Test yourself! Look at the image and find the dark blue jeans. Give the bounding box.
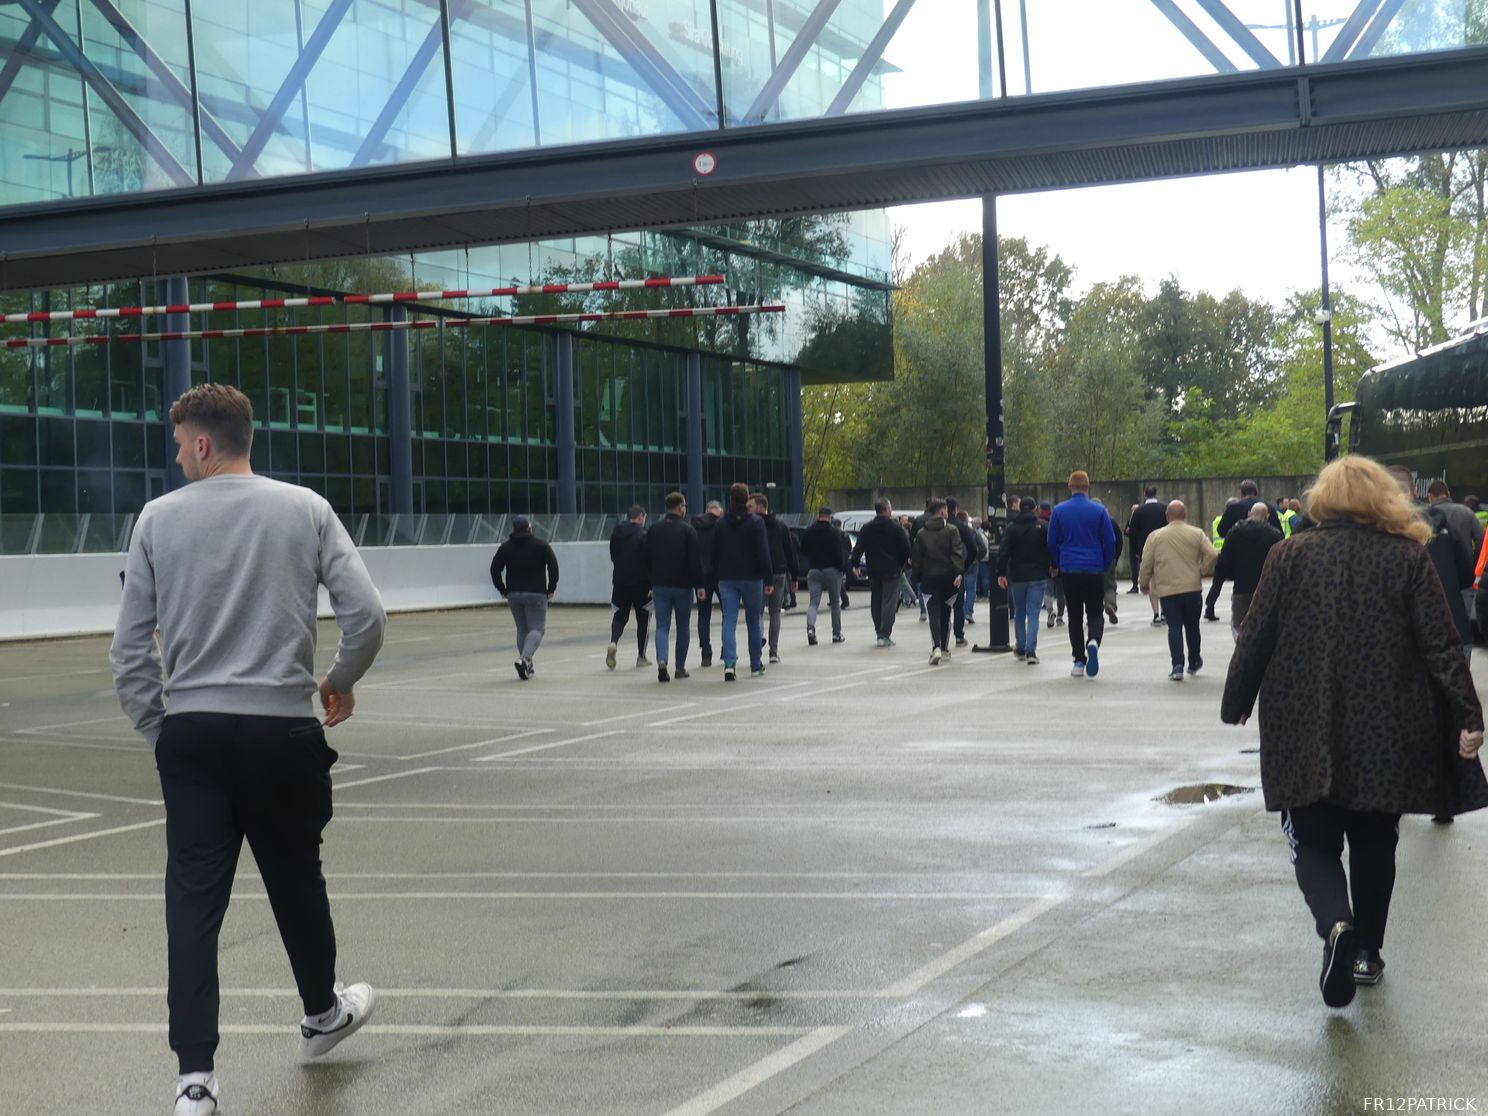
[652,585,694,668]
[1160,590,1203,669]
[719,578,764,671]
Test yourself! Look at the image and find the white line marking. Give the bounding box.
[649,709,721,727]
[403,728,553,761]
[660,1026,853,1116]
[879,896,1064,997]
[579,705,691,727]
[1082,816,1201,879]
[0,815,99,839]
[0,890,1041,902]
[0,986,876,1001]
[0,818,165,859]
[0,668,105,684]
[0,735,147,754]
[15,716,131,734]
[0,783,162,807]
[475,730,624,760]
[0,870,1034,881]
[326,816,918,825]
[331,767,443,790]
[0,801,96,819]
[0,1022,818,1038]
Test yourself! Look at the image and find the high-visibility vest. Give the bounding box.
[1211,514,1224,551]
[1279,509,1296,538]
[1477,509,1488,529]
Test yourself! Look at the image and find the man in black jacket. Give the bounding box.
[607,505,651,670]
[712,483,774,680]
[1127,487,1167,610]
[1212,502,1282,639]
[851,498,912,646]
[800,507,848,645]
[646,492,703,683]
[691,500,723,667]
[997,496,1053,663]
[751,491,797,665]
[945,498,980,648]
[490,515,560,681]
[1216,479,1284,538]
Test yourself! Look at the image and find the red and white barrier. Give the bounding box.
[1,304,785,349]
[1,275,725,325]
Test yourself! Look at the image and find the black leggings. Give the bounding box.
[610,586,651,651]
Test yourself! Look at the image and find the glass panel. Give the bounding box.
[0,2,91,205]
[1305,0,1486,62]
[449,0,537,156]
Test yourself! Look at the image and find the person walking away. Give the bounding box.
[801,506,848,645]
[1427,479,1485,634]
[911,498,966,665]
[1205,497,1240,621]
[692,500,723,667]
[1213,503,1282,640]
[1127,487,1167,622]
[1138,501,1219,680]
[109,384,387,1116]
[1222,455,1487,1007]
[1047,471,1116,678]
[946,498,980,647]
[752,491,795,665]
[1038,501,1065,629]
[607,505,652,670]
[1217,479,1284,538]
[836,519,854,610]
[1103,507,1124,625]
[490,514,559,680]
[998,496,1052,664]
[712,483,773,679]
[852,499,912,646]
[647,491,704,682]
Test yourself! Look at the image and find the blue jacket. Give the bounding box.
[1048,493,1117,574]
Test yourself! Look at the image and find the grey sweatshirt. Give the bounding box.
[109,474,386,744]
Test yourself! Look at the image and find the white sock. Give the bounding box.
[305,1001,341,1029]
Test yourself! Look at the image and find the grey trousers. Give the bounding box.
[807,568,843,638]
[507,592,548,660]
[767,574,789,654]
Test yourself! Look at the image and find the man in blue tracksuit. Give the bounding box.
[1047,470,1117,678]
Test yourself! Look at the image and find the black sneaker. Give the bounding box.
[723,663,736,682]
[514,659,529,681]
[674,667,690,680]
[1320,921,1357,1007]
[658,665,670,683]
[1204,611,1220,622]
[769,653,781,665]
[701,653,712,668]
[1187,658,1203,675]
[832,634,845,643]
[1352,949,1385,986]
[807,629,818,646]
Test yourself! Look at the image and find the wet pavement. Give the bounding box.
[1,598,1486,1115]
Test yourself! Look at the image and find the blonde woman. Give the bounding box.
[1222,455,1487,1009]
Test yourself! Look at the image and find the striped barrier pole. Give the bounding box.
[1,275,726,325]
[1,304,786,349]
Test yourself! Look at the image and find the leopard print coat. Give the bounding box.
[1221,520,1487,815]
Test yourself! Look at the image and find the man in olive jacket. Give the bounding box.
[911,498,966,666]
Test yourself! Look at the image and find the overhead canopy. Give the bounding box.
[2,48,1487,292]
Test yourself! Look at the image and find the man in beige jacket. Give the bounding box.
[1139,500,1219,681]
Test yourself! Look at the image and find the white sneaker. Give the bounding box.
[173,1074,220,1115]
[636,654,651,668]
[929,648,942,665]
[1070,662,1086,677]
[605,643,617,670]
[299,981,376,1062]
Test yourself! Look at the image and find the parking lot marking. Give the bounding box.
[0,889,1046,902]
[332,767,443,791]
[475,729,624,760]
[0,815,98,839]
[1082,815,1201,878]
[878,896,1064,997]
[0,818,165,859]
[0,783,162,807]
[403,727,554,760]
[660,1026,853,1116]
[0,1022,822,1038]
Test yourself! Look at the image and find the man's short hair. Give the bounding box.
[874,498,891,515]
[945,496,960,511]
[818,506,833,518]
[751,492,769,512]
[1427,479,1451,499]
[1239,479,1259,496]
[627,504,646,520]
[728,483,749,510]
[168,383,254,458]
[1144,485,1157,498]
[1020,497,1036,512]
[926,497,947,516]
[664,492,685,512]
[1465,495,1480,511]
[1068,470,1090,489]
[706,500,724,513]
[956,509,969,523]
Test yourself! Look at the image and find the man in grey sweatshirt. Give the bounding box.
[110,383,387,1116]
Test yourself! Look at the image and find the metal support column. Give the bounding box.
[785,368,804,515]
[386,304,414,516]
[555,331,577,514]
[1317,164,1336,456]
[977,197,1011,653]
[686,351,704,513]
[162,276,191,491]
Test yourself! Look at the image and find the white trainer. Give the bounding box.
[172,1073,220,1115]
[299,982,376,1062]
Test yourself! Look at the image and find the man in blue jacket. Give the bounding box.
[1048,470,1117,678]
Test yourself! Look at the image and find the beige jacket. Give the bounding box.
[1139,521,1218,598]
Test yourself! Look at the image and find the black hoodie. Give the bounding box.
[997,511,1053,583]
[609,519,649,588]
[711,509,772,582]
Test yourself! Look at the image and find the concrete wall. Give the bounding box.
[0,541,616,642]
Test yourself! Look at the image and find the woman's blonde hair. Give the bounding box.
[1304,455,1431,544]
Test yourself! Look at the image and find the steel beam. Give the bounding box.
[1148,0,1238,73]
[5,47,1488,291]
[350,13,447,168]
[742,0,843,124]
[15,0,194,187]
[825,0,915,117]
[0,0,60,107]
[1192,0,1282,68]
[567,0,714,132]
[1321,0,1383,63]
[226,0,354,182]
[85,0,241,163]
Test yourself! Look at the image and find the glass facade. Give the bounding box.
[5,1,1484,207]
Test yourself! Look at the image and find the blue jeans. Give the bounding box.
[1009,580,1046,655]
[718,579,764,671]
[652,585,694,668]
[964,563,989,617]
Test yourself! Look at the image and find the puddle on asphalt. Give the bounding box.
[1156,783,1256,806]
